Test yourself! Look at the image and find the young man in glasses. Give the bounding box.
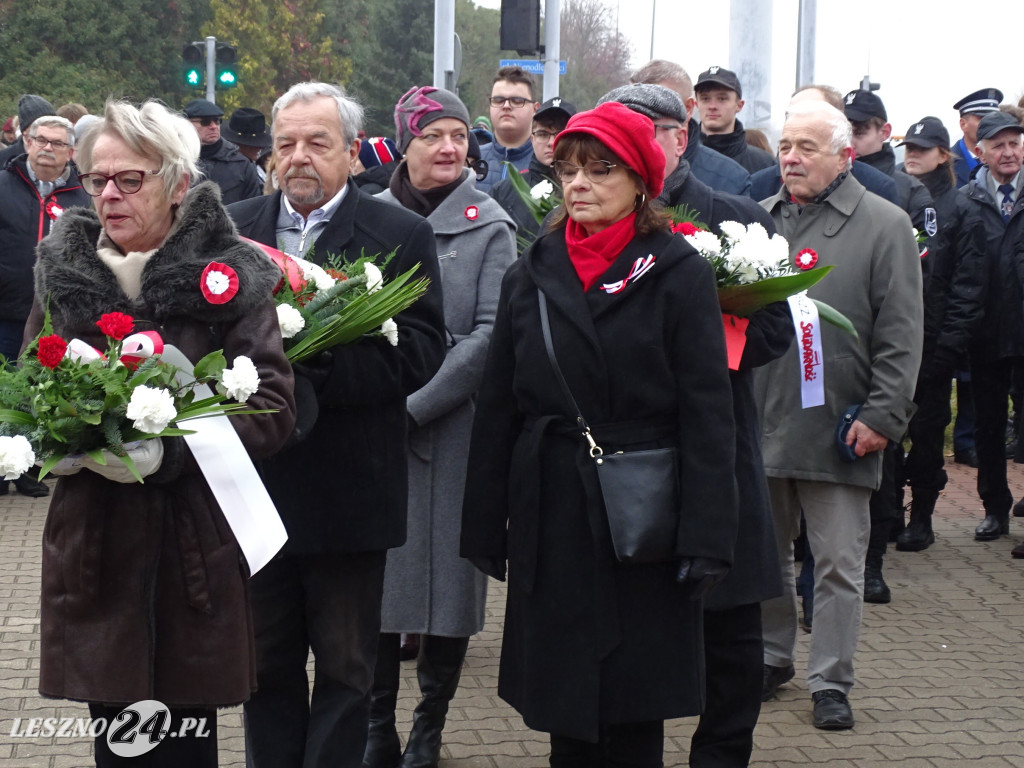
[0,113,90,497]
[183,98,262,205]
[477,66,538,193]
[489,97,575,250]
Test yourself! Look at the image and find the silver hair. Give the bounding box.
[785,100,853,169]
[272,82,364,146]
[978,132,1024,154]
[75,100,200,199]
[29,115,76,147]
[631,60,694,101]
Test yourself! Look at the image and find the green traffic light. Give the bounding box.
[187,70,201,86]
[218,71,236,86]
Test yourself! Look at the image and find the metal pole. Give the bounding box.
[542,0,560,101]
[433,0,456,90]
[205,36,216,103]
[649,0,656,61]
[729,0,773,128]
[795,0,816,90]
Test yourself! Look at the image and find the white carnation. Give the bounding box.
[768,233,792,268]
[126,386,177,434]
[294,257,337,293]
[381,318,399,346]
[718,220,747,243]
[685,230,722,256]
[219,356,261,403]
[744,222,769,242]
[530,179,555,199]
[276,303,305,339]
[0,435,35,480]
[363,262,384,293]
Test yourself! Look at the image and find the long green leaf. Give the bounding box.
[811,299,859,339]
[0,409,35,426]
[716,267,834,315]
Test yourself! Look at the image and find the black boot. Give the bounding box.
[363,633,402,768]
[863,564,891,604]
[974,511,1009,541]
[13,470,49,498]
[399,635,470,768]
[896,490,937,552]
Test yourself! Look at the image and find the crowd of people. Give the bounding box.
[4,55,1024,768]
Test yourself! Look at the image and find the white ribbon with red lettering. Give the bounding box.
[787,292,825,409]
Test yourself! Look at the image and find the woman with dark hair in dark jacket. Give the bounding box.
[897,117,987,551]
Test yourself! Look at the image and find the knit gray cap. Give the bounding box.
[394,86,470,153]
[598,83,686,123]
[18,94,55,133]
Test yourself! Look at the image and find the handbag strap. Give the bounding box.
[537,288,603,457]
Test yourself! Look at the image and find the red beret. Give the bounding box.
[2,117,13,132]
[554,101,666,199]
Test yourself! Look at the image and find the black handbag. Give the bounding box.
[537,289,679,564]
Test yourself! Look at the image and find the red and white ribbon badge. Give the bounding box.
[795,248,818,270]
[45,199,64,220]
[600,255,657,294]
[464,205,479,220]
[201,262,240,304]
[787,292,824,408]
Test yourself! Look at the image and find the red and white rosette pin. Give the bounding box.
[464,205,479,220]
[45,199,64,220]
[795,248,818,270]
[201,262,239,304]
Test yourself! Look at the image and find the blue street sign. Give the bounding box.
[500,59,567,75]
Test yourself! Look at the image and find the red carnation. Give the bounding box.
[37,335,68,369]
[672,221,702,236]
[96,312,134,340]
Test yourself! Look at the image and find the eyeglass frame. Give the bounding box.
[189,116,222,127]
[28,134,73,151]
[78,169,163,197]
[531,129,559,142]
[489,96,532,109]
[652,123,683,135]
[551,160,620,184]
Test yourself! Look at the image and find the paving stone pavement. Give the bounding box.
[2,459,1024,767]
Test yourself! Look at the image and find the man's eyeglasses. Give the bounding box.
[190,117,222,127]
[30,135,72,151]
[489,96,531,109]
[531,130,558,142]
[78,169,162,197]
[552,160,618,184]
[653,123,682,135]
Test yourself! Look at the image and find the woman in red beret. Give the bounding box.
[460,101,739,766]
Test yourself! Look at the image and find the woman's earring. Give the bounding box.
[634,193,647,211]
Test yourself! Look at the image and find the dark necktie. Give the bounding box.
[999,183,1014,223]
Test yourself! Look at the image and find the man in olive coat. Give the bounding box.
[227,82,446,768]
[756,100,922,730]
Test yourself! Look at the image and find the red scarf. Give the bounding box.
[564,212,637,292]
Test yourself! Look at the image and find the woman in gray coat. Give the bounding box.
[365,87,516,768]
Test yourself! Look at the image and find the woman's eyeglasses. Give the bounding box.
[552,160,618,184]
[78,169,162,197]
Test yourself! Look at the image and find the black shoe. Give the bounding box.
[974,514,1009,541]
[1012,542,1024,559]
[761,664,795,702]
[954,448,979,468]
[863,566,892,604]
[13,474,49,497]
[895,522,935,552]
[0,481,8,496]
[1013,499,1024,518]
[812,689,854,730]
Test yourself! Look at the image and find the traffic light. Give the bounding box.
[182,42,204,88]
[500,0,540,55]
[216,43,238,89]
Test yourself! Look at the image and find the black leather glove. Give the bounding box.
[284,373,320,447]
[292,350,334,394]
[468,556,506,582]
[676,557,729,600]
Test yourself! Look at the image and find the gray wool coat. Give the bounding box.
[377,170,516,636]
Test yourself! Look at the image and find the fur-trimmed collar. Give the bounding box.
[35,181,279,330]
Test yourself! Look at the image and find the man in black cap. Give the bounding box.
[952,88,1003,188]
[488,96,575,250]
[958,110,1024,555]
[183,98,262,204]
[842,88,937,605]
[222,106,272,186]
[695,66,775,174]
[0,94,56,167]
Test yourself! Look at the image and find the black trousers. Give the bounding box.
[550,720,664,768]
[971,358,1016,517]
[89,704,217,767]
[905,374,952,494]
[244,551,387,768]
[690,603,763,768]
[866,442,903,568]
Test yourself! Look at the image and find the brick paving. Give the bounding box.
[2,459,1024,767]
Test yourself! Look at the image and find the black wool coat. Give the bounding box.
[28,182,296,707]
[227,184,447,553]
[460,227,738,741]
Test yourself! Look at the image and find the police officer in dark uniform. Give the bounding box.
[951,88,1003,189]
[183,99,262,205]
[843,89,937,604]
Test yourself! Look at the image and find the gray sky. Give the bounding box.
[474,0,1024,143]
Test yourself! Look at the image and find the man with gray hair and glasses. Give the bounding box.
[227,81,446,768]
[756,100,922,731]
[0,113,89,497]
